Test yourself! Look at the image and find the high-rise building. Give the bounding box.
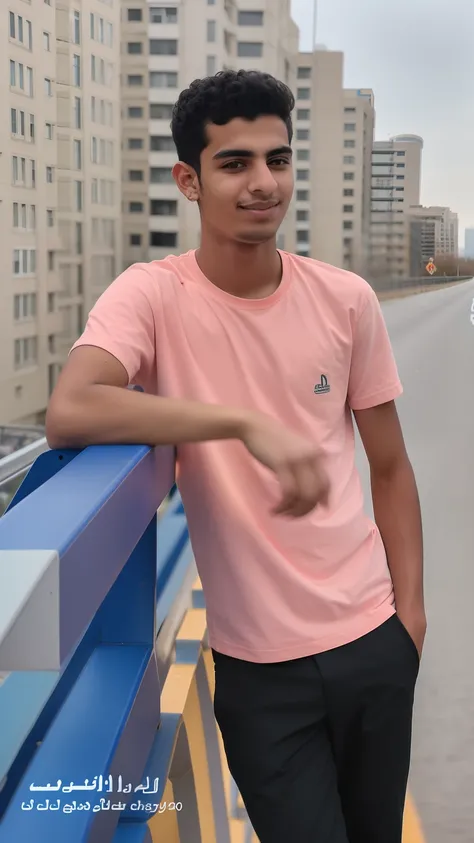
[465,228,474,259]
[294,48,345,267]
[293,51,375,275]
[369,134,423,281]
[407,205,459,262]
[341,88,375,275]
[0,0,122,425]
[121,0,299,272]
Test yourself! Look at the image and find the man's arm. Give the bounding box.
[354,400,427,656]
[45,346,250,449]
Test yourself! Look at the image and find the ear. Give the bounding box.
[172,162,200,202]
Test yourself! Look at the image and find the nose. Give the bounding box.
[247,161,278,196]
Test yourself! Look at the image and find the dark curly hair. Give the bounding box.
[171,70,295,175]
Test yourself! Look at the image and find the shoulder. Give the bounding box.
[284,252,376,319]
[102,252,194,305]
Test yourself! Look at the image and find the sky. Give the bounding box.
[290,0,474,244]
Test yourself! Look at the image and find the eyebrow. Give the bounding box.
[212,145,293,161]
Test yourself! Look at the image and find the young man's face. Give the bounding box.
[177,116,294,245]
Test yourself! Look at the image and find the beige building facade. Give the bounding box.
[369,134,423,281]
[121,0,299,271]
[1,0,122,425]
[407,205,459,263]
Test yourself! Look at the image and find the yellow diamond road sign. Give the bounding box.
[426,258,436,275]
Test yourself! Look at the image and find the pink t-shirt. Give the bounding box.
[72,249,402,663]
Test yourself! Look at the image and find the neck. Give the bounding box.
[196,230,282,299]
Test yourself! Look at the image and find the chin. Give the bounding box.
[235,228,279,245]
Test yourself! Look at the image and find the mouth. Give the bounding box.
[238,202,281,216]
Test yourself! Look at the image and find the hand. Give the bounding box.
[397,606,427,659]
[240,413,330,518]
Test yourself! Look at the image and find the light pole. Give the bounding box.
[312,0,318,49]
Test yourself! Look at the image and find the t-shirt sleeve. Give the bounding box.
[347,285,403,410]
[70,263,157,386]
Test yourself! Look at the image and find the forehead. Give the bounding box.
[203,116,290,157]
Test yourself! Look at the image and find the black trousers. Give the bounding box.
[212,614,419,843]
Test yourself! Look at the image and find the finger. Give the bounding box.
[285,461,329,518]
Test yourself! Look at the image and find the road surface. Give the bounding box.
[355,278,474,843]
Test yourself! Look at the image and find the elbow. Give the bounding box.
[45,396,85,450]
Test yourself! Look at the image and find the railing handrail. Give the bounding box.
[0,438,49,485]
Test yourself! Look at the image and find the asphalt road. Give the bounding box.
[354,278,474,843]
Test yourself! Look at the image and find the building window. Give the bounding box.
[344,107,356,113]
[150,167,173,183]
[14,293,37,322]
[45,78,53,96]
[150,199,178,215]
[47,209,54,227]
[343,155,355,165]
[128,106,143,118]
[75,180,83,211]
[297,230,309,243]
[43,31,51,51]
[46,166,54,182]
[296,169,309,181]
[150,135,175,151]
[129,170,144,181]
[207,20,216,42]
[297,149,310,161]
[130,234,142,246]
[129,201,144,212]
[73,55,81,87]
[74,96,82,129]
[238,10,263,25]
[296,190,309,201]
[297,109,310,120]
[149,103,173,119]
[296,129,310,141]
[76,222,83,254]
[150,231,177,247]
[128,138,144,149]
[149,71,178,88]
[27,67,34,96]
[149,7,178,23]
[297,210,309,221]
[344,139,355,149]
[127,9,143,21]
[343,188,354,196]
[343,221,353,230]
[297,66,311,79]
[127,42,142,54]
[343,172,355,181]
[9,11,15,38]
[297,88,310,100]
[128,74,143,86]
[237,41,263,57]
[14,337,38,369]
[149,38,178,55]
[10,60,16,87]
[73,10,81,44]
[343,204,354,213]
[29,114,35,141]
[344,123,356,131]
[73,139,82,169]
[13,248,36,276]
[206,55,217,76]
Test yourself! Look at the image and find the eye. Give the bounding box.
[222,161,245,170]
[269,157,291,167]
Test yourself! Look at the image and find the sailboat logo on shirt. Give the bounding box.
[314,374,330,395]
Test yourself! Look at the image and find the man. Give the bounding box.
[46,70,426,842]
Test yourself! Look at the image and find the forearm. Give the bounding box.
[371,458,425,614]
[46,384,251,449]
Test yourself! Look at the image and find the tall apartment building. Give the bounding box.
[407,205,459,263]
[369,134,423,281]
[121,0,299,271]
[294,48,344,267]
[1,0,122,426]
[293,51,374,276]
[341,88,375,276]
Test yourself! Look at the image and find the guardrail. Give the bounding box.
[0,443,249,842]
